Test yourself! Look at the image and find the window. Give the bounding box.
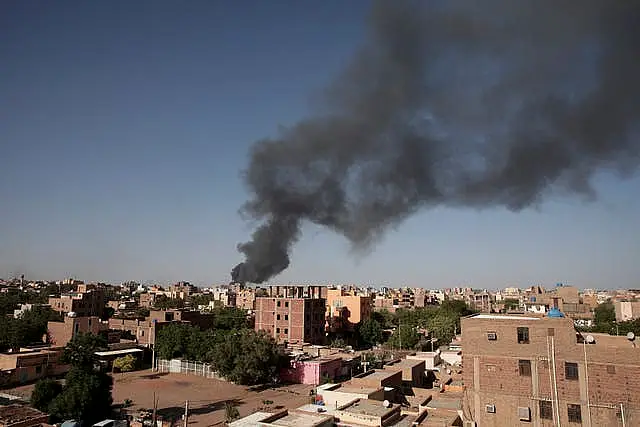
[565,362,579,380]
[518,360,531,376]
[140,330,144,337]
[285,314,288,320]
[277,301,281,307]
[607,365,616,374]
[88,318,92,327]
[276,328,280,333]
[277,314,281,320]
[35,365,42,375]
[284,328,288,334]
[487,331,497,340]
[567,404,582,423]
[285,302,289,308]
[517,327,530,344]
[539,401,553,420]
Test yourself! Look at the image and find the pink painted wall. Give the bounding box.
[280,357,342,385]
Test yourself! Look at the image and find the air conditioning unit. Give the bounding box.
[518,406,531,421]
[486,404,496,413]
[487,332,497,341]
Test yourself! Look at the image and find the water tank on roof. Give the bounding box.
[67,312,77,318]
[547,307,565,318]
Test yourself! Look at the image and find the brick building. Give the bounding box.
[461,312,640,426]
[48,284,105,318]
[255,287,326,344]
[47,315,111,347]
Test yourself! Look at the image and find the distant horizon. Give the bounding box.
[2,274,635,292]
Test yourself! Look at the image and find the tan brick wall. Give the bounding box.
[462,314,640,427]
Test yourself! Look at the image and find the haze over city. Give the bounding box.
[2,0,639,288]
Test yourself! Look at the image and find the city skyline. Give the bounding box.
[2,1,639,288]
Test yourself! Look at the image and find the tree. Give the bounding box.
[211,307,250,330]
[48,367,113,424]
[31,378,63,412]
[427,313,458,347]
[386,325,421,350]
[503,298,519,311]
[113,354,136,373]
[60,333,107,369]
[224,401,240,423]
[211,330,287,385]
[153,295,184,310]
[357,318,383,348]
[48,333,113,425]
[594,302,615,326]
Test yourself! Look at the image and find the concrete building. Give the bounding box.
[615,301,640,322]
[280,356,343,385]
[383,358,426,388]
[0,348,67,387]
[47,315,110,347]
[255,288,326,344]
[462,311,640,426]
[108,309,214,347]
[48,284,105,318]
[326,288,372,333]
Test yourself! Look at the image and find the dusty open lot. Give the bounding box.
[4,370,314,426]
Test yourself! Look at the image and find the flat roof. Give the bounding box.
[95,348,143,357]
[228,412,272,427]
[271,411,332,426]
[338,386,382,395]
[473,314,540,320]
[340,400,396,417]
[0,405,47,423]
[426,398,462,410]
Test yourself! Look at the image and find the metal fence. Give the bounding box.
[155,358,222,379]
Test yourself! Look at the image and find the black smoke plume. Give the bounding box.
[231,0,640,284]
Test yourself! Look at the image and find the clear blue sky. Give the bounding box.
[1,1,638,289]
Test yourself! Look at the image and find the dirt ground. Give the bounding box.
[4,370,314,427]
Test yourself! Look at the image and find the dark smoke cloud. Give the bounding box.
[231,0,640,284]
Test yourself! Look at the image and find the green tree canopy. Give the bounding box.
[31,378,63,413]
[357,318,383,348]
[47,333,113,425]
[113,354,136,372]
[210,330,287,385]
[386,325,421,350]
[594,302,616,326]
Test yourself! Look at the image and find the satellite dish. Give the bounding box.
[627,332,635,341]
[382,400,391,408]
[586,335,595,343]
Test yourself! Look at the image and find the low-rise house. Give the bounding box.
[0,348,67,387]
[280,356,342,385]
[0,404,49,427]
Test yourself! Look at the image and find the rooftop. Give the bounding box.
[339,399,396,417]
[228,412,272,427]
[472,314,541,320]
[0,405,47,426]
[271,411,331,427]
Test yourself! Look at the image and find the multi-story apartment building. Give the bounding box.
[326,288,372,332]
[462,310,640,426]
[48,284,105,318]
[255,286,326,344]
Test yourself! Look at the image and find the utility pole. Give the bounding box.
[152,392,158,427]
[184,400,189,427]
